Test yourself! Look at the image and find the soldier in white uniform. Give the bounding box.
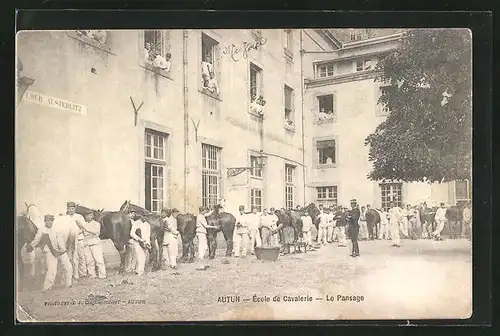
[64,201,87,280]
[248,207,262,254]
[432,202,448,241]
[378,208,390,240]
[233,205,250,257]
[80,210,106,279]
[317,208,330,246]
[300,210,313,248]
[326,207,335,243]
[26,215,73,291]
[389,202,403,247]
[128,211,151,275]
[161,208,180,269]
[195,206,217,269]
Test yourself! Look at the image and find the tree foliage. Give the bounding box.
[365,29,472,183]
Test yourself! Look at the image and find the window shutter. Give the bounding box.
[313,95,320,113]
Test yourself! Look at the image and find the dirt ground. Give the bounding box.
[16,237,472,322]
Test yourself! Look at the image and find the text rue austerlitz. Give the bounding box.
[217,294,365,303]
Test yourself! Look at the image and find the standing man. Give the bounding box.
[64,201,87,281]
[432,202,448,241]
[348,199,361,257]
[300,210,313,248]
[269,207,280,246]
[358,206,368,241]
[161,208,180,270]
[196,206,217,269]
[317,208,329,246]
[80,210,106,279]
[462,201,472,240]
[260,209,276,247]
[233,205,250,258]
[389,202,403,247]
[248,207,262,255]
[335,206,347,247]
[378,208,390,240]
[26,214,73,291]
[400,204,410,239]
[326,207,335,243]
[128,210,151,275]
[446,205,461,239]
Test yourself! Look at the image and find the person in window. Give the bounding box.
[153,52,171,71]
[325,156,333,165]
[26,214,73,291]
[195,206,217,270]
[144,42,153,63]
[389,202,402,247]
[201,60,219,94]
[248,207,262,255]
[128,210,151,275]
[462,201,472,240]
[80,210,106,279]
[432,203,448,241]
[233,205,250,258]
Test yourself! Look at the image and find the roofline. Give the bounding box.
[314,29,343,49]
[341,32,404,50]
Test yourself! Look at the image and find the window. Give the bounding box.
[251,189,262,212]
[201,33,220,95]
[250,63,263,102]
[202,144,222,209]
[285,164,295,209]
[318,94,336,115]
[284,85,294,126]
[144,30,166,63]
[380,183,403,211]
[355,59,373,72]
[350,29,363,41]
[317,140,336,165]
[317,63,335,78]
[284,29,293,51]
[379,87,391,114]
[250,155,263,178]
[145,129,168,213]
[317,186,338,207]
[455,180,470,202]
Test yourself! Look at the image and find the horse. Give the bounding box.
[273,209,303,253]
[365,208,381,240]
[205,205,235,259]
[16,203,40,288]
[75,204,132,274]
[119,201,164,272]
[176,213,196,263]
[302,203,321,240]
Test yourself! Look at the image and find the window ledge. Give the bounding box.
[314,117,336,125]
[199,88,222,102]
[66,31,115,55]
[315,163,337,169]
[140,62,173,80]
[250,175,263,180]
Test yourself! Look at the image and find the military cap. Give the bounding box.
[84,209,93,215]
[160,207,169,213]
[66,201,77,207]
[44,214,55,221]
[171,208,180,213]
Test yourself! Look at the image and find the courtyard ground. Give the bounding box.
[16,238,472,322]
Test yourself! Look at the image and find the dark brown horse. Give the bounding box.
[75,204,132,274]
[206,205,235,259]
[302,203,321,241]
[16,203,39,286]
[176,213,196,263]
[119,201,164,272]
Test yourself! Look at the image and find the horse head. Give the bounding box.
[119,200,131,213]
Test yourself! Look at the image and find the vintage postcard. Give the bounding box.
[15,28,472,322]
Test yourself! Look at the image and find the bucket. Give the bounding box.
[255,246,280,261]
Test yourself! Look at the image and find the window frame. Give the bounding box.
[250,155,263,179]
[354,58,374,72]
[250,188,263,212]
[378,85,391,115]
[316,62,336,78]
[284,164,295,210]
[144,129,168,213]
[316,186,338,207]
[249,63,263,103]
[284,84,295,131]
[316,139,337,166]
[380,182,403,211]
[283,29,293,60]
[200,32,221,99]
[140,30,171,79]
[201,143,222,209]
[454,180,470,203]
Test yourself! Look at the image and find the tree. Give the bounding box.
[365,28,472,183]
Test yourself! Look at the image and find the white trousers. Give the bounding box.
[390,220,400,245]
[197,232,208,260]
[43,250,72,291]
[400,217,409,237]
[359,221,368,239]
[249,229,262,253]
[84,243,106,278]
[71,240,87,279]
[130,241,146,275]
[379,222,389,239]
[326,225,334,242]
[302,230,312,246]
[337,226,347,246]
[162,236,179,267]
[233,233,249,257]
[433,219,446,237]
[318,226,328,245]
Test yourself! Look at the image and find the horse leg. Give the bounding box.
[180,238,189,263]
[208,231,217,259]
[188,238,195,263]
[222,228,234,257]
[156,232,164,271]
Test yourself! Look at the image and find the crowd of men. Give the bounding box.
[22,198,472,292]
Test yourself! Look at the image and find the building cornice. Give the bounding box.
[305,70,381,88]
[313,49,393,65]
[341,33,403,51]
[314,29,342,49]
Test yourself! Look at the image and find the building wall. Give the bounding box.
[16,29,306,216]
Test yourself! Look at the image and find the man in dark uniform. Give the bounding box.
[347,199,361,257]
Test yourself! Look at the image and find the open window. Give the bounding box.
[144,30,171,71]
[284,85,294,129]
[201,33,220,96]
[317,140,336,165]
[317,93,336,122]
[355,58,373,72]
[283,29,293,60]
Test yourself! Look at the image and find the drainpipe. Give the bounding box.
[183,30,189,212]
[300,29,307,206]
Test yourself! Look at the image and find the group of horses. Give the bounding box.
[17,201,327,279]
